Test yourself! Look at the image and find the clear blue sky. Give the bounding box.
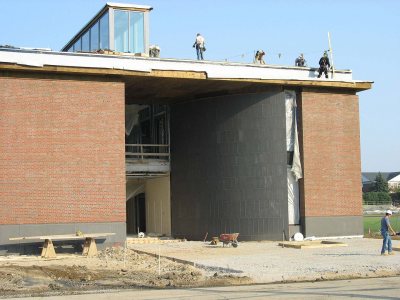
[1,0,399,172]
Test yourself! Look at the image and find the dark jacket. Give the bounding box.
[319,56,330,68]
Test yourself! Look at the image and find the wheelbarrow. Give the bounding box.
[219,233,239,247]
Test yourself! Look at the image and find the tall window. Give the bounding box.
[99,11,109,50]
[114,9,145,53]
[114,10,129,52]
[90,21,99,51]
[73,38,81,52]
[129,12,144,53]
[81,30,90,52]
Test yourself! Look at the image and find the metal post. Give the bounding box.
[328,32,335,79]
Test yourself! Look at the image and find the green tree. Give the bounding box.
[363,192,392,205]
[374,172,389,193]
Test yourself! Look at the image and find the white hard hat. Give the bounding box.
[386,210,393,215]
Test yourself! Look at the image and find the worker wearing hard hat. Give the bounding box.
[317,51,330,78]
[380,210,397,255]
[295,53,306,67]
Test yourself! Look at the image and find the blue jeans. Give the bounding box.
[196,47,204,60]
[381,231,392,254]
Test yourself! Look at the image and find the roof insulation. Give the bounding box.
[0,48,370,84]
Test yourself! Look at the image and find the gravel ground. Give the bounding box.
[129,238,400,283]
[0,247,250,297]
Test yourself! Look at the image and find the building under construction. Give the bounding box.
[0,3,372,252]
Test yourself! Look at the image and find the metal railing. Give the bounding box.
[125,144,170,160]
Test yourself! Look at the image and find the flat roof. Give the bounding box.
[106,2,152,10]
[0,48,373,104]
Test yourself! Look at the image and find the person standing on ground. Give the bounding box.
[193,33,205,60]
[381,210,396,255]
[317,51,330,78]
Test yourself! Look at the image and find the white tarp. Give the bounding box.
[286,91,302,225]
[287,166,300,224]
[285,91,303,181]
[125,105,146,135]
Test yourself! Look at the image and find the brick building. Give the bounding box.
[0,3,372,252]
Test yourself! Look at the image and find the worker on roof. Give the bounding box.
[193,33,205,60]
[317,51,331,78]
[254,50,266,64]
[295,53,306,67]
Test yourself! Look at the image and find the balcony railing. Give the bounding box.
[125,144,170,161]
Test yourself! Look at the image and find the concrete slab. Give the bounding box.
[128,238,400,283]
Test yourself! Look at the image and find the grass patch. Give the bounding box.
[364,215,400,239]
[364,216,381,235]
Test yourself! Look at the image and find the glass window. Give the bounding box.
[74,38,81,52]
[114,10,129,52]
[99,11,109,50]
[82,30,90,52]
[129,12,144,53]
[90,21,99,51]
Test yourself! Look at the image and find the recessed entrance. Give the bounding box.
[126,193,146,234]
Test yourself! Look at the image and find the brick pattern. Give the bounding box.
[300,90,362,217]
[0,75,126,224]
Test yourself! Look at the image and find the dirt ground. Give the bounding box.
[0,247,250,298]
[1,237,399,298]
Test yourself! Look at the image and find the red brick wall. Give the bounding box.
[0,75,126,224]
[299,90,362,217]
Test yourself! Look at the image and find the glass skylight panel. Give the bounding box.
[129,12,144,54]
[99,12,109,50]
[114,10,129,52]
[90,21,99,52]
[81,30,90,52]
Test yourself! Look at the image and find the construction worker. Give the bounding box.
[317,51,330,78]
[295,53,306,67]
[193,33,205,60]
[254,50,266,64]
[149,45,160,58]
[380,210,397,255]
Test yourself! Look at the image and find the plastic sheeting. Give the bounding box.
[286,91,301,225]
[125,105,146,135]
[285,91,302,181]
[287,166,300,225]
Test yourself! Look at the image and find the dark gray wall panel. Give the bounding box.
[0,222,126,255]
[170,92,288,241]
[303,216,363,237]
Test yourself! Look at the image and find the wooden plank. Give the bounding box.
[9,232,115,241]
[0,64,207,80]
[0,63,371,91]
[278,241,348,249]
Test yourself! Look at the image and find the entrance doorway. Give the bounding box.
[126,193,146,234]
